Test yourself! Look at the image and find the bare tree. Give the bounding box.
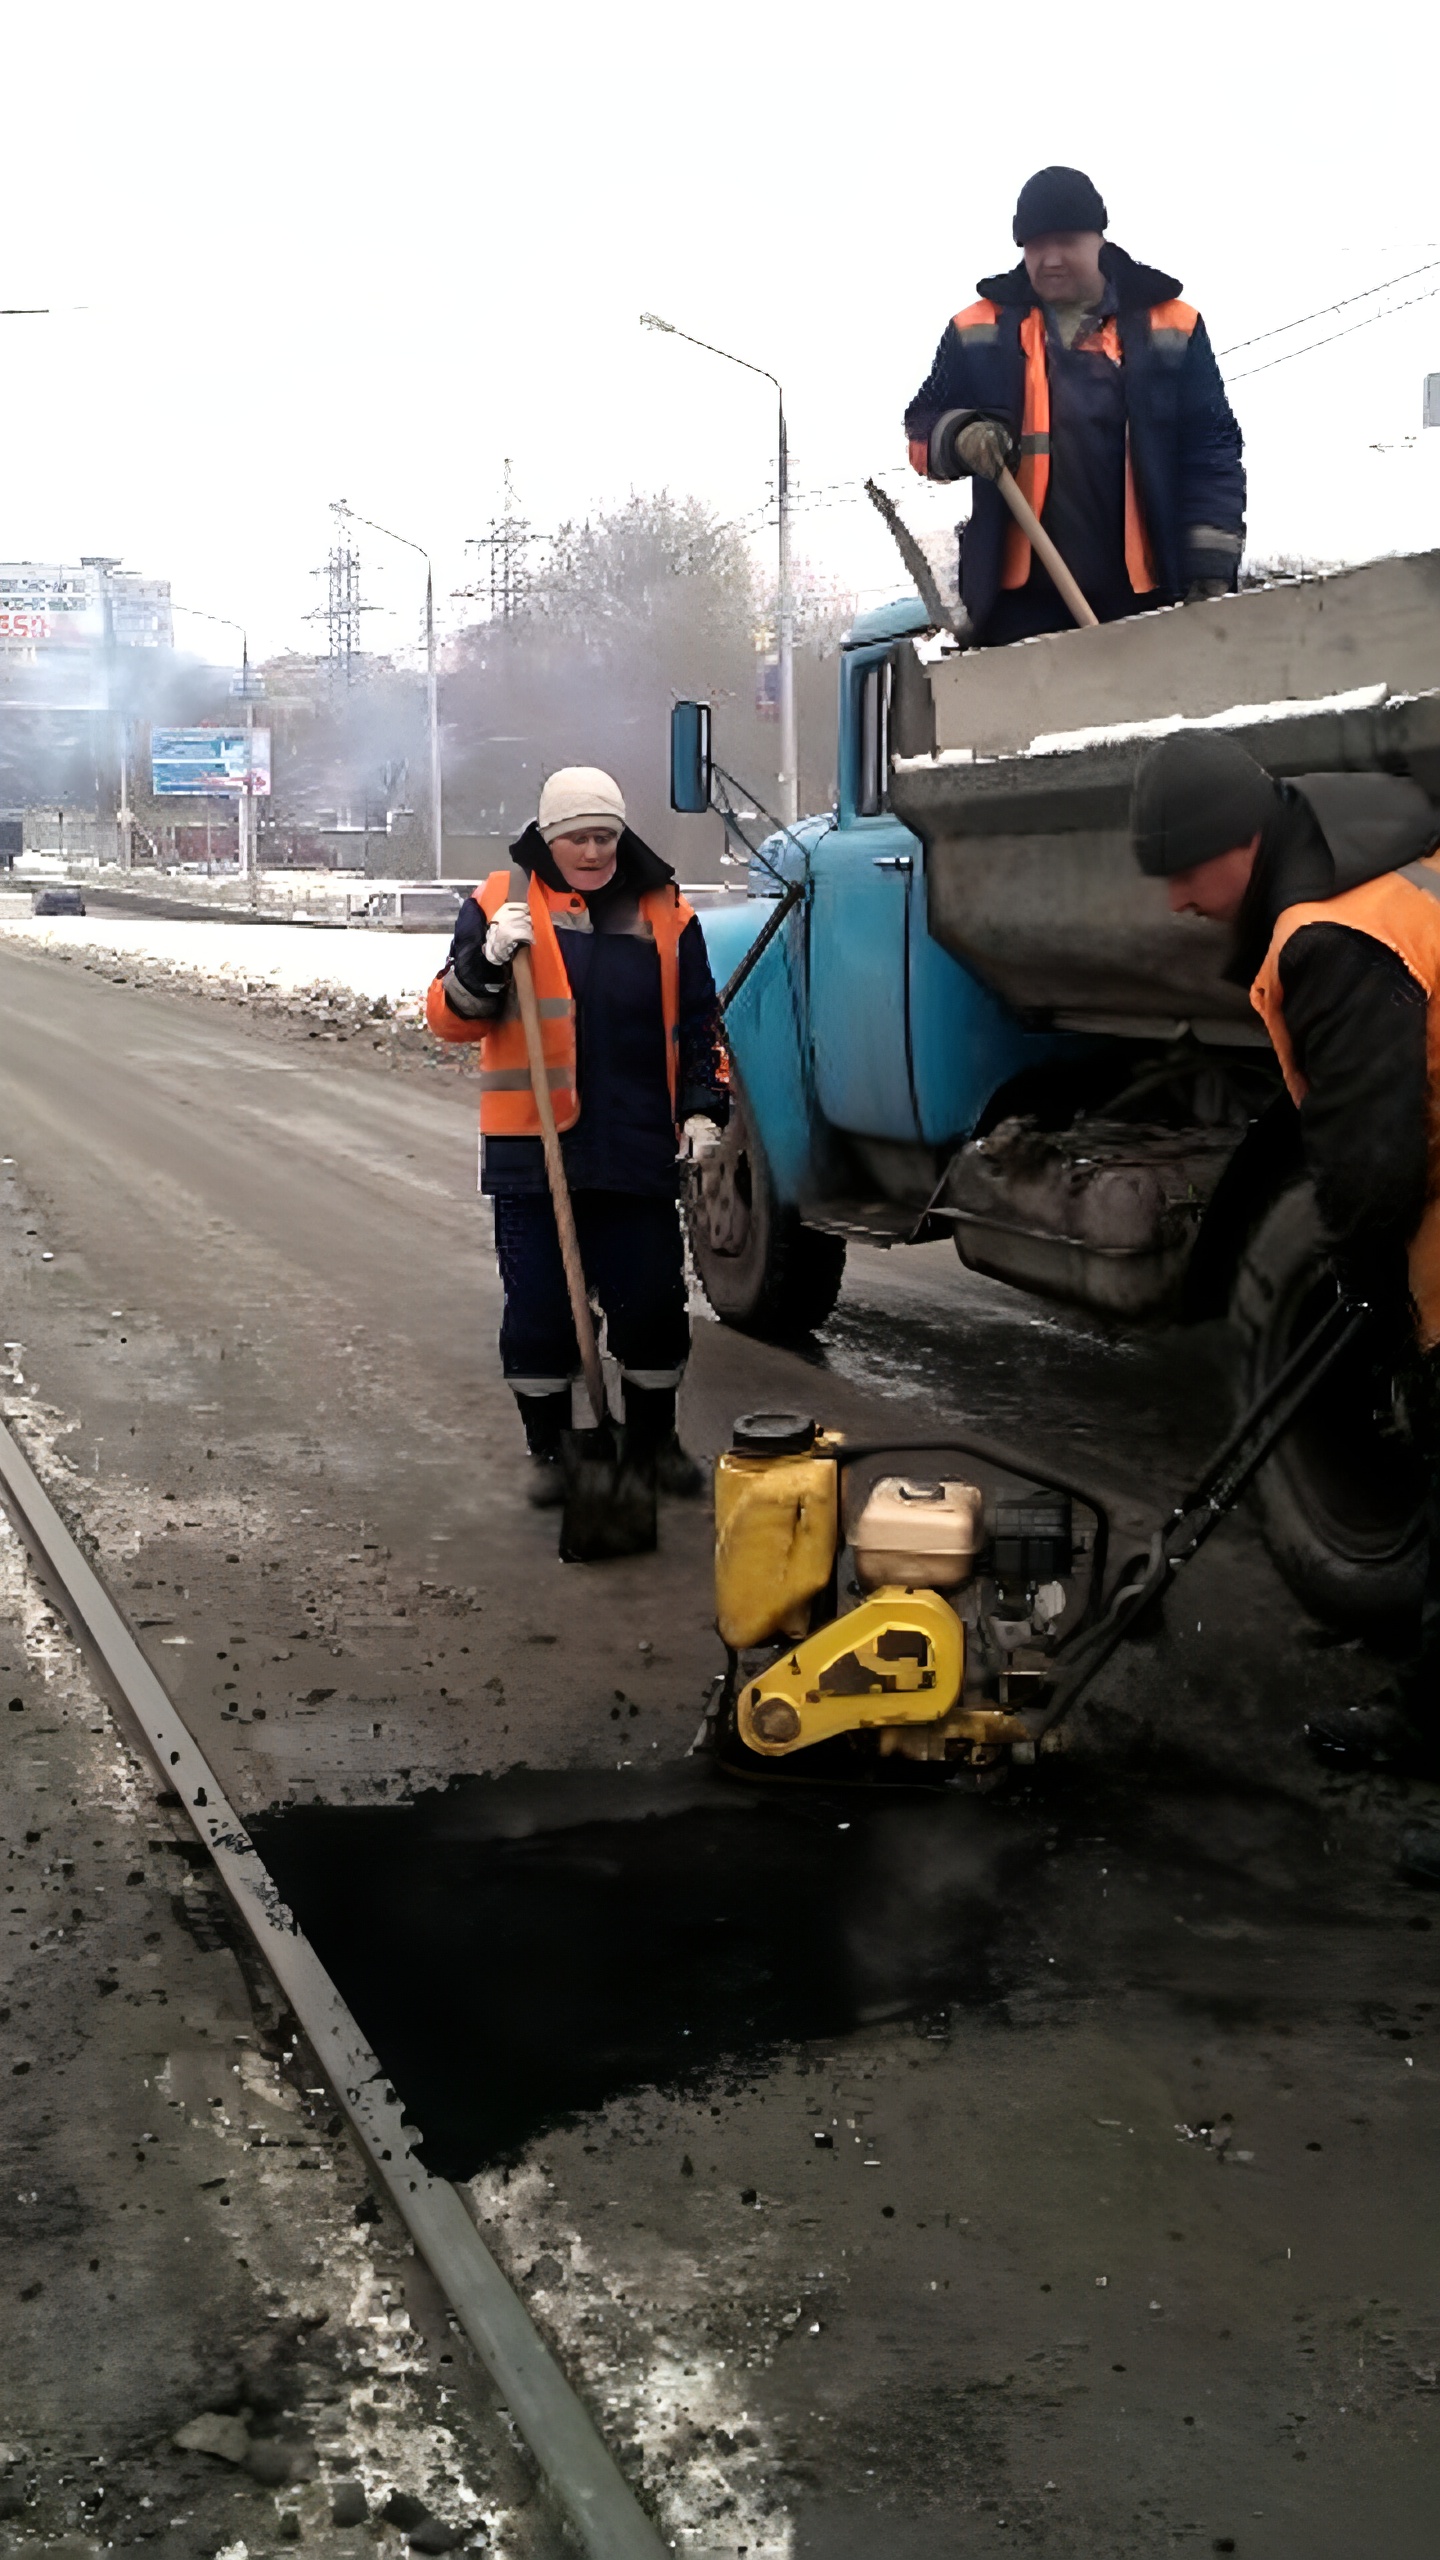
[443,491,850,876]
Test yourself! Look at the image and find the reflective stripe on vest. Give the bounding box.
[951,297,1199,597]
[479,1065,574,1093]
[952,301,1001,347]
[465,866,695,1140]
[1251,853,1440,1348]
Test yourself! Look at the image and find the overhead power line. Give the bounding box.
[1218,255,1440,358]
[1228,278,1440,381]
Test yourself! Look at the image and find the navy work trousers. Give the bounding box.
[492,1189,690,1396]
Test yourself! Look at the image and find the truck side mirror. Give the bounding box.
[670,701,712,814]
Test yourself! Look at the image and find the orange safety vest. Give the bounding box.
[1251,853,1440,1348]
[918,295,1200,595]
[425,866,694,1137]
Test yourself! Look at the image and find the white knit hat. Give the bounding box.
[537,766,626,844]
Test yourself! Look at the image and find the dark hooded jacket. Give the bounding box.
[903,243,1245,639]
[437,820,727,1199]
[1228,775,1440,1292]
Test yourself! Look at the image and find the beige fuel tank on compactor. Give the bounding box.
[850,1477,983,1592]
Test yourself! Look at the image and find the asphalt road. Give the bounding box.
[2,938,1438,2558]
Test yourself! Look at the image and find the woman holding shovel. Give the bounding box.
[427,766,727,1515]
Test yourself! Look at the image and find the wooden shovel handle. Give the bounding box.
[512,944,608,1428]
[994,464,1099,630]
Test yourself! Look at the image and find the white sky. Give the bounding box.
[7,0,1440,661]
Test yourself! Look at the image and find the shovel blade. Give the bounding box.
[558,1420,658,1562]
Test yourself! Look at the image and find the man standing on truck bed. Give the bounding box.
[904,166,1245,646]
[1131,731,1440,1783]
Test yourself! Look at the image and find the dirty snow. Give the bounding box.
[0,913,451,1010]
[0,1366,538,2551]
[891,679,1408,773]
[891,745,974,770]
[1023,678,1392,757]
[469,2154,795,2557]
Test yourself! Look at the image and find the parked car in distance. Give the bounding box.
[346,882,470,932]
[32,883,86,916]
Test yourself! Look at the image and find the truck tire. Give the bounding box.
[1229,1181,1426,1629]
[686,1090,847,1339]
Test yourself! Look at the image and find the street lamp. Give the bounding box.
[346,507,444,880]
[641,313,797,828]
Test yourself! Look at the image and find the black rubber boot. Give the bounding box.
[1304,1697,1440,1778]
[622,1381,706,1499]
[514,1389,571,1510]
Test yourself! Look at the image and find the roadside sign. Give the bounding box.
[151,726,271,798]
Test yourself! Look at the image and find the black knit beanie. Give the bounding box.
[1131,734,1280,878]
[1013,166,1108,246]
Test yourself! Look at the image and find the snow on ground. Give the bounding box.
[0,912,452,1010]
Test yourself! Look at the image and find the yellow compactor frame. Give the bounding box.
[736,1587,965,1756]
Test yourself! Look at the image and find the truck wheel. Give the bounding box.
[686,1090,847,1338]
[1229,1181,1426,1629]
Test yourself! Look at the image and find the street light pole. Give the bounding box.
[776,397,795,830]
[348,510,444,879]
[641,314,797,827]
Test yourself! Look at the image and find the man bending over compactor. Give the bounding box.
[1132,730,1440,1780]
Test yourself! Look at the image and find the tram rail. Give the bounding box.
[0,1408,667,2560]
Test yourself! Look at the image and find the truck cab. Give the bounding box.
[694,597,1069,1315]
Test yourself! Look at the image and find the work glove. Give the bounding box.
[483,900,534,967]
[925,410,1017,485]
[953,416,1016,481]
[677,1114,723,1165]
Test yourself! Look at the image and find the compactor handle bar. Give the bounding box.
[1024,1293,1371,1740]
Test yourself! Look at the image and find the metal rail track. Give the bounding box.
[0,1413,668,2560]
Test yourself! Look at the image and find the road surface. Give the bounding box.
[1,938,1436,2558]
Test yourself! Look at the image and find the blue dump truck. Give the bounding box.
[683,549,1440,1630]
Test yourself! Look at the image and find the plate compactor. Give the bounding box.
[704,1298,1368,1782]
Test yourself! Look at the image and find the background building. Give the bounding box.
[0,558,174,850]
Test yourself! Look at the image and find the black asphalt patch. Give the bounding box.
[252,1765,1035,2175]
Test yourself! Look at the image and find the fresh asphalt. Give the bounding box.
[2,937,1437,2557]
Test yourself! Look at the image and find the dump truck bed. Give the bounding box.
[888,551,1440,1039]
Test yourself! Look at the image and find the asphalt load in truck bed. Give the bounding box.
[2,937,1439,2558]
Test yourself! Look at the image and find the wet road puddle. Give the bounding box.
[252,1764,1038,2176]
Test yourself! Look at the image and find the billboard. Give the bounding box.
[0,562,173,654]
[151,726,271,798]
[0,565,101,651]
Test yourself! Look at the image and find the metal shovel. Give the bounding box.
[867,441,1099,633]
[511,942,658,1562]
